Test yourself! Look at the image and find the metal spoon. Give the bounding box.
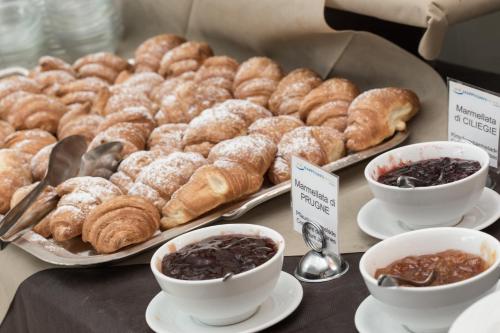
[377,270,436,287]
[78,141,123,178]
[396,176,420,188]
[222,272,233,282]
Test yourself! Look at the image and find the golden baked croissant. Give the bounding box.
[128,152,207,210]
[0,149,32,213]
[183,99,272,156]
[147,123,186,156]
[73,52,129,84]
[88,122,149,158]
[150,73,194,103]
[0,77,41,119]
[268,126,345,184]
[233,57,283,107]
[10,183,58,238]
[268,68,322,117]
[49,176,122,242]
[30,56,76,95]
[34,56,75,74]
[194,56,239,94]
[57,102,103,143]
[6,93,67,133]
[299,78,360,132]
[248,115,304,144]
[110,151,159,193]
[57,77,109,107]
[31,143,55,181]
[93,87,157,117]
[97,106,156,138]
[158,41,213,77]
[344,87,420,152]
[110,72,164,96]
[4,129,57,157]
[0,120,14,147]
[134,34,186,73]
[82,195,160,253]
[161,134,277,228]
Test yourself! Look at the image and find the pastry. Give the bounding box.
[97,106,156,138]
[88,122,149,158]
[109,150,159,193]
[344,87,420,151]
[161,134,276,228]
[194,55,239,93]
[6,93,67,133]
[0,149,32,213]
[49,176,122,241]
[128,152,207,210]
[10,183,58,238]
[158,41,213,77]
[33,56,75,75]
[134,34,186,73]
[0,77,41,118]
[31,143,55,180]
[150,73,195,103]
[147,123,186,156]
[233,57,283,107]
[110,72,164,96]
[183,99,272,156]
[0,120,14,147]
[30,56,76,95]
[248,115,304,144]
[82,195,160,253]
[73,52,129,84]
[4,129,57,157]
[268,126,345,184]
[269,68,322,117]
[299,78,360,132]
[93,87,157,116]
[57,77,109,107]
[57,102,103,143]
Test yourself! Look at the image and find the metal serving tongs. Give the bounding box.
[0,137,123,247]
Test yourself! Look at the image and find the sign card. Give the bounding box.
[448,79,500,168]
[291,156,339,254]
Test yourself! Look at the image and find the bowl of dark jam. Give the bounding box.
[364,141,490,229]
[150,224,284,326]
[359,227,500,332]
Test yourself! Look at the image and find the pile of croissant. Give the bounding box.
[0,33,420,254]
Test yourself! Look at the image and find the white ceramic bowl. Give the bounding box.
[360,227,500,333]
[365,141,489,229]
[150,224,285,326]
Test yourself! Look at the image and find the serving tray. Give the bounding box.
[0,66,409,265]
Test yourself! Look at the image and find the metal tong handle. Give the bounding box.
[0,179,48,244]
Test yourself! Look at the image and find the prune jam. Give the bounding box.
[161,234,277,280]
[375,249,488,287]
[377,157,481,187]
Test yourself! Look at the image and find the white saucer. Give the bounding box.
[145,271,303,333]
[358,188,500,240]
[450,289,500,333]
[355,281,500,333]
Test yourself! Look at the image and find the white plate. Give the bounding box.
[450,289,500,333]
[358,187,500,240]
[145,271,303,333]
[356,282,500,333]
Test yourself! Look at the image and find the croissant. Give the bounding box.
[110,72,164,96]
[268,126,345,184]
[57,102,103,143]
[30,56,76,95]
[110,151,159,193]
[268,68,322,117]
[194,56,239,94]
[34,56,75,75]
[73,52,129,84]
[161,134,277,228]
[6,93,67,133]
[150,73,194,103]
[0,120,14,147]
[147,123,186,156]
[4,129,57,157]
[183,99,272,156]
[10,183,58,238]
[57,77,109,107]
[93,87,157,116]
[88,122,149,158]
[344,87,420,151]
[233,57,283,107]
[248,115,304,144]
[0,76,41,107]
[0,149,32,213]
[50,176,122,241]
[82,195,160,253]
[134,34,186,73]
[31,143,55,180]
[97,106,156,138]
[158,41,213,77]
[299,78,360,132]
[128,152,207,210]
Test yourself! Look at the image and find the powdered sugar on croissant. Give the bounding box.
[158,41,213,77]
[134,34,186,73]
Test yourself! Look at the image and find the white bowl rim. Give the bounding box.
[150,223,285,285]
[359,227,500,292]
[364,141,490,191]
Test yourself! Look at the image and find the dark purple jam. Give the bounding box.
[377,157,481,187]
[161,234,277,280]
